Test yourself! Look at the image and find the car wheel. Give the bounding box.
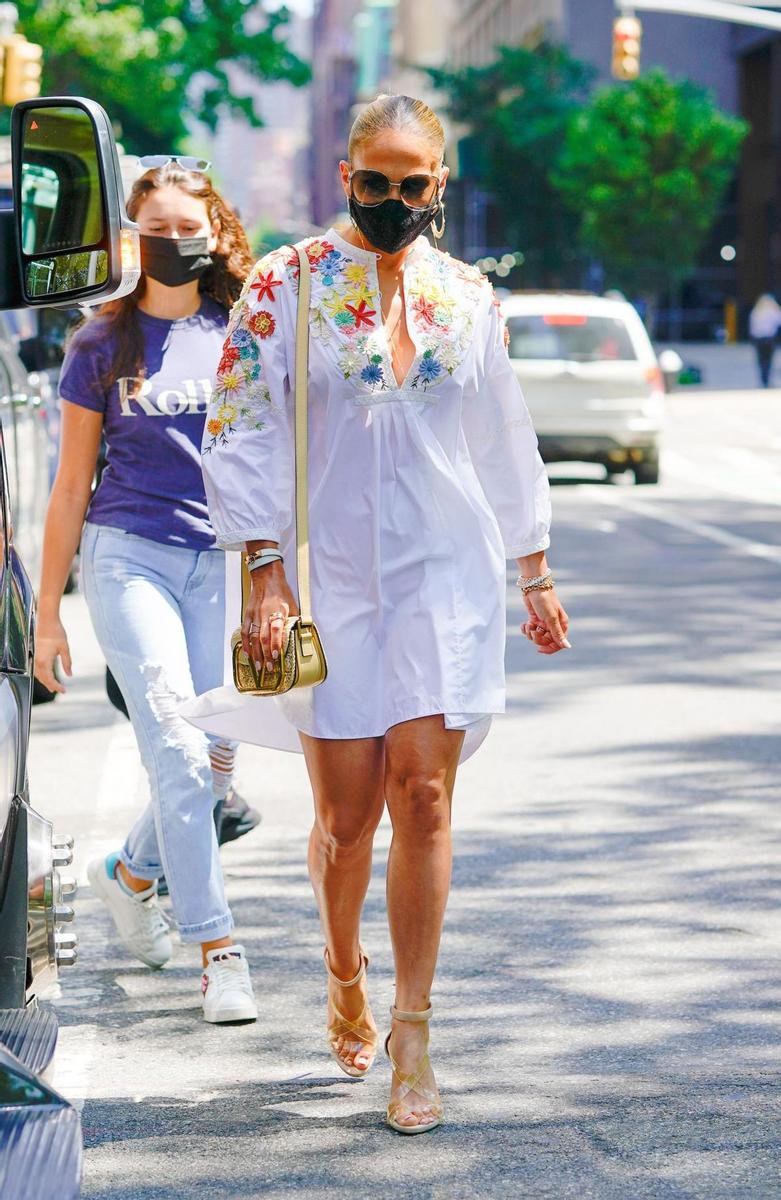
[0,801,29,1007]
[634,459,660,485]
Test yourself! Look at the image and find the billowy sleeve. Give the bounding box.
[201,250,295,551]
[461,289,552,559]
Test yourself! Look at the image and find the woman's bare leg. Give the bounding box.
[300,732,386,1071]
[384,715,464,1127]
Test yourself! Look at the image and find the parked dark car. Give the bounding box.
[0,94,140,1199]
[0,410,80,1193]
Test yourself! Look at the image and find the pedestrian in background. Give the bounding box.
[195,94,569,1131]
[749,293,781,387]
[35,162,259,1024]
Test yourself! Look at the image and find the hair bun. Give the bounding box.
[349,93,445,161]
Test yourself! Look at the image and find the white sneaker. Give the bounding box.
[87,853,172,969]
[201,945,258,1024]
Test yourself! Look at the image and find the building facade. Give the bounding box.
[309,0,365,227]
[390,0,454,99]
[734,28,781,308]
[446,0,781,332]
[450,0,562,67]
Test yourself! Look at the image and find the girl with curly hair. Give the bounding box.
[35,163,260,1023]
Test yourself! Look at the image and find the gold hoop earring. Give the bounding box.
[431,202,446,241]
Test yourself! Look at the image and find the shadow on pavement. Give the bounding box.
[53,484,781,1200]
[66,805,781,1200]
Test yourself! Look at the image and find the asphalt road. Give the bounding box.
[31,386,781,1200]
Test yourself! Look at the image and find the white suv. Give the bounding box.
[502,293,664,484]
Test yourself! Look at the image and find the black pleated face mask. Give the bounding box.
[348,196,438,255]
[140,235,213,287]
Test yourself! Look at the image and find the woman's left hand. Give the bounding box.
[521,589,571,654]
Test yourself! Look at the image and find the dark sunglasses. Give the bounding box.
[136,155,212,172]
[349,168,440,210]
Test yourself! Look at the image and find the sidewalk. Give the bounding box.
[661,341,768,391]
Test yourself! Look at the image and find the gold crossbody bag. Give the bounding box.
[230,246,328,696]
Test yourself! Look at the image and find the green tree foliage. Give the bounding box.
[15,0,310,153]
[430,44,595,283]
[557,69,747,301]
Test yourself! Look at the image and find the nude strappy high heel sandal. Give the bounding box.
[384,1004,443,1134]
[324,948,378,1079]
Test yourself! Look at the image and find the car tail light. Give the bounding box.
[543,314,588,326]
[645,366,665,398]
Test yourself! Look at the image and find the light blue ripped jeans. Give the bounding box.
[80,522,233,944]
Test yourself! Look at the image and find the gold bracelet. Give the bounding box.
[517,575,555,594]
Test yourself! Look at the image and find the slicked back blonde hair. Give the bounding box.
[348,94,445,164]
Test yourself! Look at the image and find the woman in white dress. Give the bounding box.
[197,94,570,1133]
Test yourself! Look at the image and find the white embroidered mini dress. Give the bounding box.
[182,230,552,761]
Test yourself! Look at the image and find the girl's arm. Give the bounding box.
[35,400,104,693]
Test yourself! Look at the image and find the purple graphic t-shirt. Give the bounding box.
[58,296,228,550]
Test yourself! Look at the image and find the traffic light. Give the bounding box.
[1,36,42,106]
[612,15,642,80]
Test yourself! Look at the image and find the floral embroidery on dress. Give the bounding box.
[337,332,388,390]
[344,299,376,329]
[203,255,283,453]
[286,239,349,289]
[404,251,486,392]
[204,234,492,451]
[298,241,388,389]
[303,236,488,396]
[250,271,282,303]
[247,310,276,338]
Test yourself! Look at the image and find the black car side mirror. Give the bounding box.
[10,96,140,307]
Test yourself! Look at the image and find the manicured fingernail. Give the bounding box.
[272,649,279,660]
[561,638,572,649]
[265,661,273,670]
[254,660,262,670]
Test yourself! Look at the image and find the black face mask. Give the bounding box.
[140,234,212,287]
[348,196,438,255]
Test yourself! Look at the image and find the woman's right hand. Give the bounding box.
[34,617,73,694]
[241,562,299,671]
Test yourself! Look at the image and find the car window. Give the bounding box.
[506,314,638,362]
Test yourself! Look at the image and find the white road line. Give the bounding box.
[53,720,144,1108]
[583,486,781,566]
[75,719,146,883]
[662,449,781,507]
[51,1023,98,1113]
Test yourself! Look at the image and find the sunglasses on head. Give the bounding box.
[136,155,212,172]
[349,168,441,210]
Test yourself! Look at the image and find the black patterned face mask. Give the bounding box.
[348,196,438,255]
[140,235,212,286]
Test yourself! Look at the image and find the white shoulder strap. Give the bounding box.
[294,246,312,622]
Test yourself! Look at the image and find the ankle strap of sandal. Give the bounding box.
[390,1004,433,1023]
[324,947,368,988]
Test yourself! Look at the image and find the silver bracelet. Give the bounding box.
[247,550,283,572]
[516,570,553,592]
